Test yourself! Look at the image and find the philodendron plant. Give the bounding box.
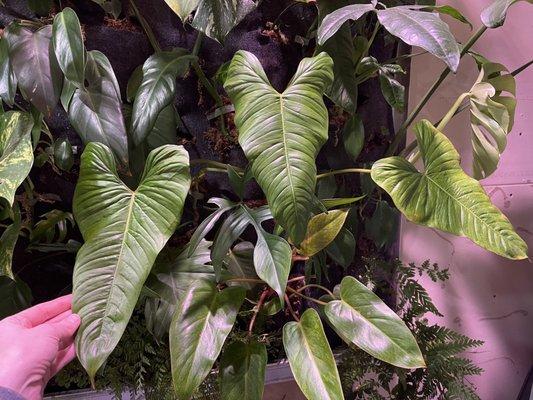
[0,0,531,399]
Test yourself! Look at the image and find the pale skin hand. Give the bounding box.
[0,295,81,400]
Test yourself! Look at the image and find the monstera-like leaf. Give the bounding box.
[69,51,129,166]
[325,276,425,369]
[224,51,333,245]
[283,308,344,400]
[0,112,34,206]
[163,0,259,43]
[4,24,62,115]
[318,4,460,72]
[130,50,194,146]
[72,143,191,382]
[371,120,527,260]
[468,60,516,180]
[170,280,246,400]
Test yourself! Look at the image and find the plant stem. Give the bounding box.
[365,22,381,57]
[192,32,204,57]
[386,26,488,156]
[436,92,470,131]
[129,0,161,52]
[285,294,300,321]
[225,277,264,284]
[317,168,371,180]
[286,287,327,306]
[248,289,269,338]
[511,59,533,77]
[295,284,335,298]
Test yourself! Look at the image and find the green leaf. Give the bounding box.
[343,113,365,161]
[147,105,178,151]
[60,78,76,110]
[0,205,21,279]
[481,0,532,28]
[220,341,267,400]
[371,120,528,259]
[317,4,376,45]
[164,0,259,43]
[54,137,74,172]
[0,276,32,319]
[376,6,460,72]
[365,200,399,249]
[299,209,349,257]
[283,308,344,400]
[468,61,516,180]
[325,276,425,368]
[0,38,17,106]
[225,241,258,291]
[130,50,194,146]
[91,0,122,18]
[325,227,355,268]
[417,5,473,29]
[72,143,191,382]
[0,111,34,206]
[30,209,75,244]
[224,50,333,245]
[170,281,245,400]
[240,205,292,302]
[52,8,86,88]
[69,51,129,166]
[145,240,214,340]
[4,24,62,115]
[379,72,405,111]
[316,0,359,113]
[126,65,143,103]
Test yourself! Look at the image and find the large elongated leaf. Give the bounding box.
[69,51,128,165]
[164,0,259,43]
[0,38,17,106]
[0,112,34,206]
[130,50,194,146]
[220,341,267,400]
[72,143,191,382]
[468,60,516,180]
[224,51,333,245]
[283,308,344,400]
[170,281,246,400]
[376,7,460,72]
[325,276,425,368]
[317,4,376,45]
[52,8,86,88]
[481,0,532,28]
[0,206,21,279]
[4,24,61,115]
[371,120,527,259]
[316,0,360,113]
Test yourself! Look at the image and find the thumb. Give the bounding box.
[44,314,81,349]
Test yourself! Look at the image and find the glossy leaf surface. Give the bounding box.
[376,7,460,72]
[316,0,359,113]
[72,143,190,381]
[52,7,86,87]
[131,50,193,146]
[481,0,532,28]
[0,38,16,106]
[0,206,20,279]
[325,276,425,368]
[170,281,245,400]
[299,209,348,257]
[283,308,344,400]
[5,24,61,115]
[220,341,267,400]
[164,0,259,43]
[371,120,527,259]
[317,4,375,45]
[225,50,333,245]
[0,112,34,206]
[69,51,128,165]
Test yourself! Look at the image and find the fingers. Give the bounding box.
[41,313,81,349]
[47,310,73,324]
[49,343,77,378]
[6,294,73,328]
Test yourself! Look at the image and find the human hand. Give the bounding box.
[0,295,81,400]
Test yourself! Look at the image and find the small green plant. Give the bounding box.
[338,259,483,400]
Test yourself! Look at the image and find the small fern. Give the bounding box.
[338,259,483,400]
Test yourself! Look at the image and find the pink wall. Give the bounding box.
[403,1,533,398]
